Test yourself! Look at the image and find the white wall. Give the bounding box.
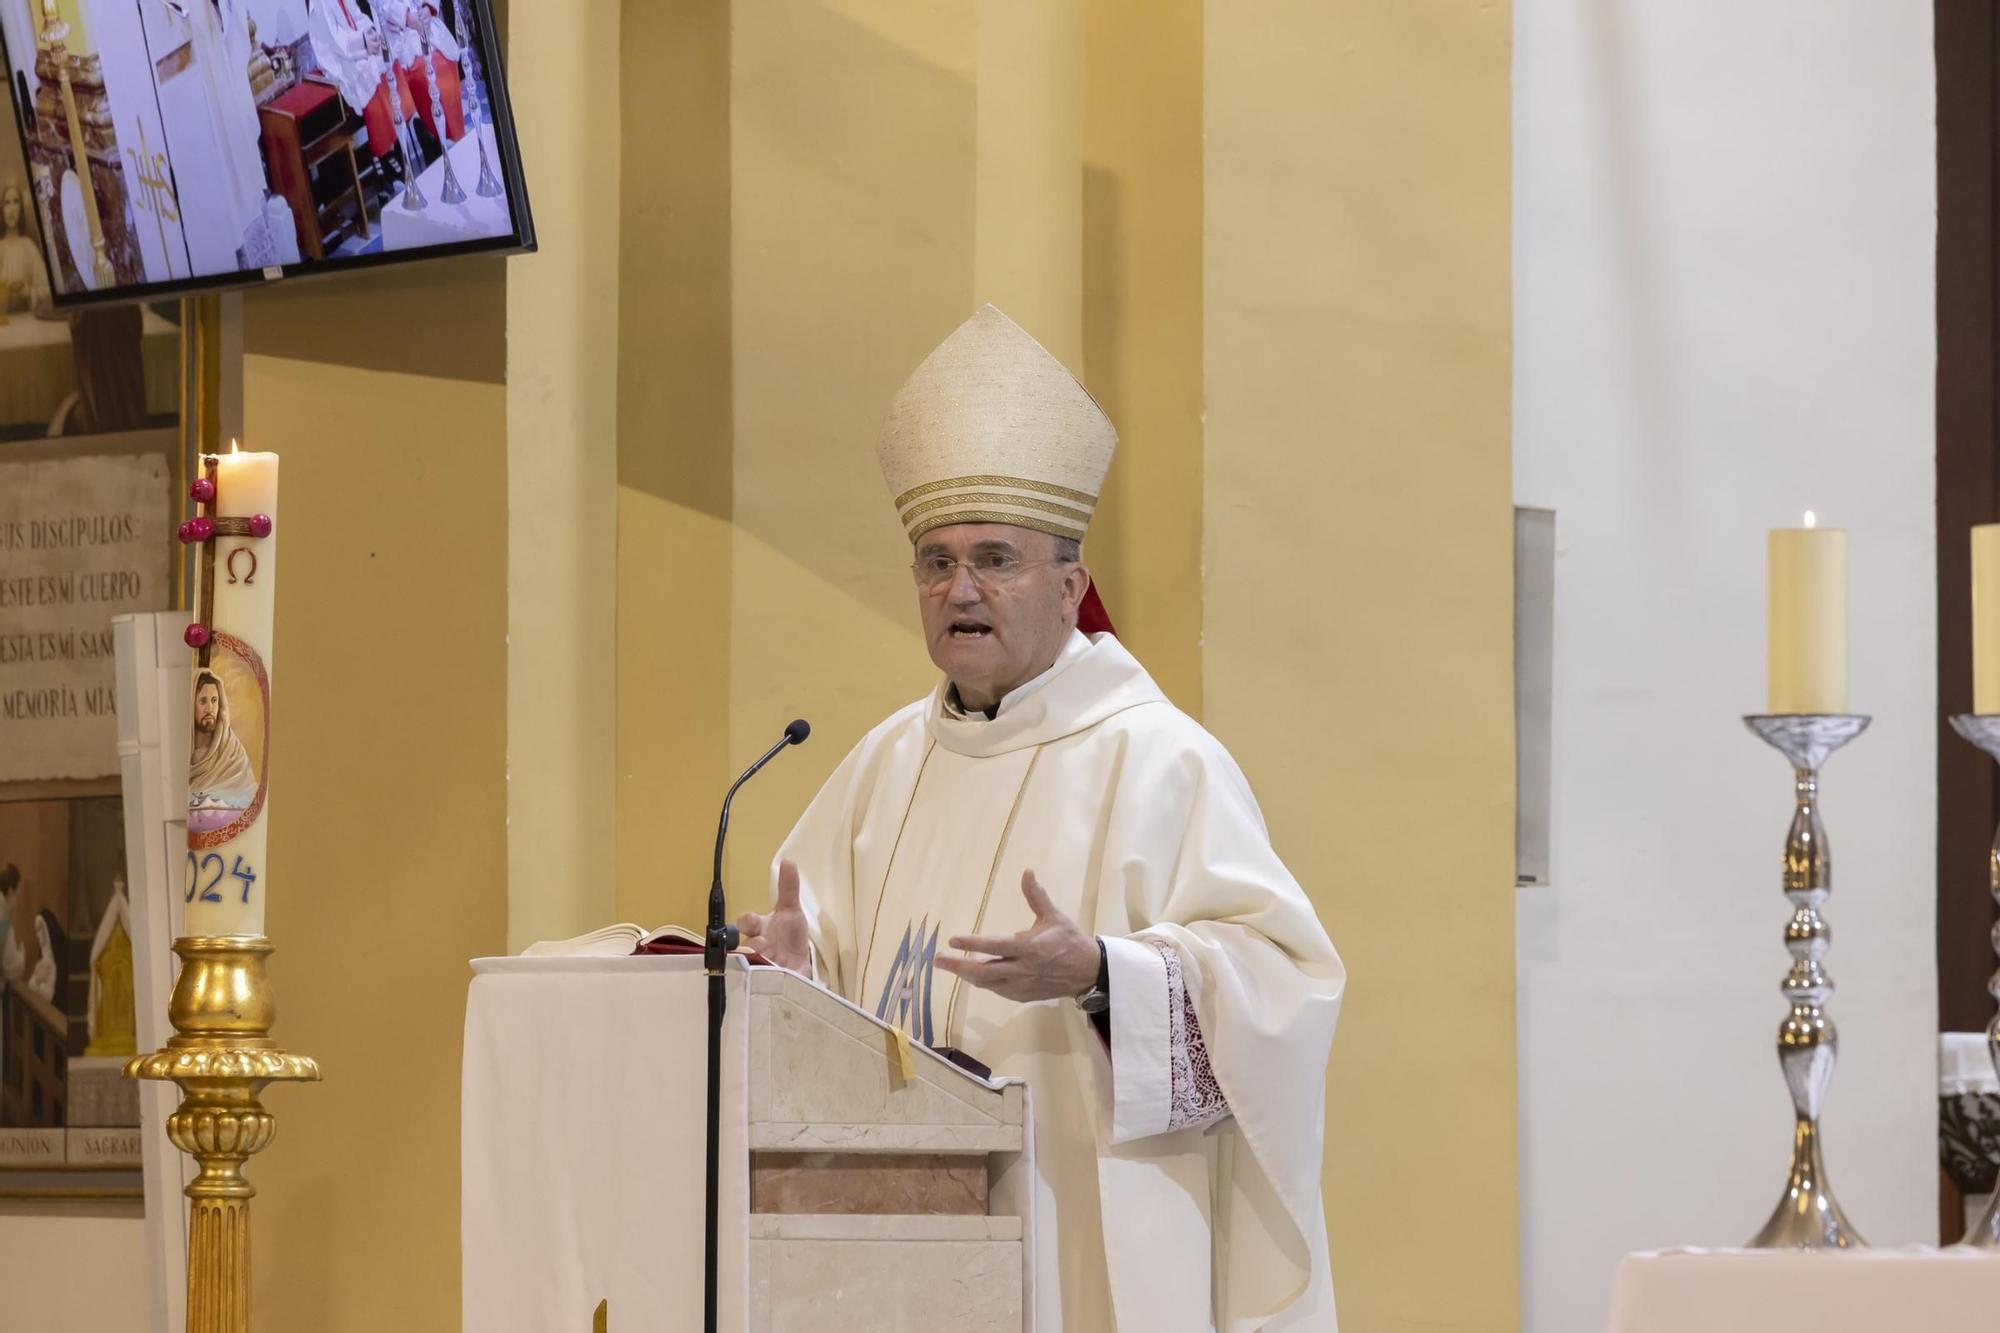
[0,1202,149,1329]
[1513,4,1936,1331]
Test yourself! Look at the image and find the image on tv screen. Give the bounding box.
[0,0,531,305]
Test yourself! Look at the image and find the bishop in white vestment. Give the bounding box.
[739,306,1345,1331]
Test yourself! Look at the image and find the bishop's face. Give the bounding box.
[914,522,1088,712]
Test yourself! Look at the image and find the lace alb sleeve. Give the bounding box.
[1156,940,1231,1131]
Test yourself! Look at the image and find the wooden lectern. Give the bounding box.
[462,955,1033,1332]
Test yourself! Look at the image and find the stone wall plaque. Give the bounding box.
[0,442,173,782]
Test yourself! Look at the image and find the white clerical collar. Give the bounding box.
[942,629,1092,721]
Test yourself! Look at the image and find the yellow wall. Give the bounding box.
[240,261,510,1330]
[505,0,620,950]
[721,0,979,900]
[611,0,1214,920]
[1204,3,1518,1328]
[1081,0,1205,713]
[613,0,735,929]
[975,0,1083,369]
[617,1,1098,918]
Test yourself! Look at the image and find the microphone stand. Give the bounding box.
[701,857,735,1333]
[703,721,808,1333]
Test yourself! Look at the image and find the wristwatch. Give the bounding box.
[1075,937,1111,1014]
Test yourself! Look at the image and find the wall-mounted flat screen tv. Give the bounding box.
[0,0,533,308]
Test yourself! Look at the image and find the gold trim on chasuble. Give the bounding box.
[860,741,1047,1053]
[857,739,937,1011]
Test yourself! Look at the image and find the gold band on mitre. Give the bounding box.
[878,306,1116,544]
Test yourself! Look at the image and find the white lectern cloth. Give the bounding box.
[1608,1248,2000,1332]
[462,955,749,1333]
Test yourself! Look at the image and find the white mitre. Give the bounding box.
[878,304,1117,544]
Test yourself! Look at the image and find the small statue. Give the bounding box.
[85,876,137,1057]
[27,910,64,1006]
[0,181,50,314]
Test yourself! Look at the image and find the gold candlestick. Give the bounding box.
[38,0,116,288]
[126,938,319,1332]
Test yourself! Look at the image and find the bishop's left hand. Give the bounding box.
[937,870,1100,1003]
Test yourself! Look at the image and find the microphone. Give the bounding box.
[700,717,809,1333]
[706,719,811,966]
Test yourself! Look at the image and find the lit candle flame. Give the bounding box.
[1804,510,1817,530]
[230,438,240,455]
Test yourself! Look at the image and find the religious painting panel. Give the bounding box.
[0,58,177,442]
[0,429,176,1199]
[0,793,142,1194]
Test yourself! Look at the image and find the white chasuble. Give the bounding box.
[776,632,1345,1331]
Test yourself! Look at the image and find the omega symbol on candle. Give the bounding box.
[226,546,257,585]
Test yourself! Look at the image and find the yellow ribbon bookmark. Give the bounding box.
[888,1025,915,1083]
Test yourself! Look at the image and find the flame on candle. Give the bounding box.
[229,438,240,455]
[1804,510,1817,529]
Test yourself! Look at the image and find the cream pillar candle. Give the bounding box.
[181,447,279,937]
[1974,525,2000,714]
[1767,516,1847,715]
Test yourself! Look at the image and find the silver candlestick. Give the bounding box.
[368,10,425,211]
[423,31,466,205]
[1743,712,1871,1248]
[1947,713,2000,1247]
[452,0,504,198]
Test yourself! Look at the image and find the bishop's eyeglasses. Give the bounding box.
[911,551,1075,591]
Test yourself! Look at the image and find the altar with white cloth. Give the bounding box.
[461,953,1033,1333]
[379,124,513,252]
[1607,1248,2000,1332]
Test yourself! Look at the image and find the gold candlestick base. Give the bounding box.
[125,937,320,1333]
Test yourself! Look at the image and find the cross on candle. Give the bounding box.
[179,453,275,663]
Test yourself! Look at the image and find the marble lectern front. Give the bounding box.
[462,954,1033,1332]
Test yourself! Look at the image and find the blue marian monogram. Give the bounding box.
[873,916,940,1046]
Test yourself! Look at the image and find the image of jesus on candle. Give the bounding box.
[189,668,258,827]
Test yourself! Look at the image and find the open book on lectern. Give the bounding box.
[520,922,769,963]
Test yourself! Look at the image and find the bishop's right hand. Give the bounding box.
[736,858,810,972]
